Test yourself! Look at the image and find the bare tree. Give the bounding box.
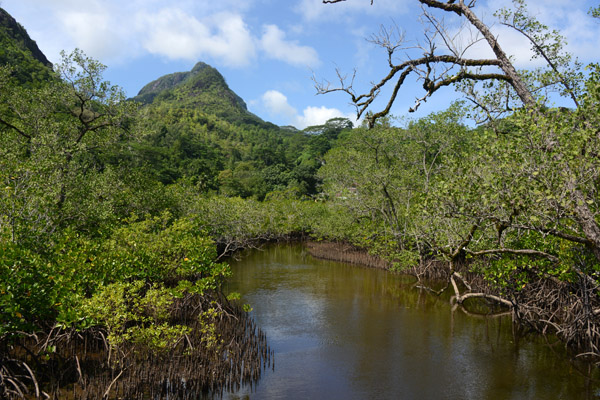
[317,0,539,127]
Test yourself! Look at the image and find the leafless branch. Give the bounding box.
[315,54,506,125]
[318,0,535,125]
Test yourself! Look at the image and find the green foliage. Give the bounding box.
[0,49,138,245]
[198,304,224,351]
[81,281,191,355]
[318,103,470,260]
[0,7,53,87]
[129,63,351,200]
[0,49,234,358]
[316,74,600,291]
[0,213,230,335]
[3,0,599,363]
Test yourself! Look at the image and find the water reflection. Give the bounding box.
[224,244,600,399]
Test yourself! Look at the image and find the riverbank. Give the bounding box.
[304,239,600,366]
[305,241,391,269]
[226,244,600,399]
[1,291,271,399]
[305,240,449,281]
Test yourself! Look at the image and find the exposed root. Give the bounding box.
[414,259,600,362]
[0,291,271,399]
[305,241,391,269]
[453,292,514,309]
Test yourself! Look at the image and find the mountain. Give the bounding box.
[133,62,274,128]
[0,7,53,85]
[130,62,328,198]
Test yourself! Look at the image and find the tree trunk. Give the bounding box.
[419,0,537,107]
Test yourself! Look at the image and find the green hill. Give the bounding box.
[0,7,53,86]
[130,63,338,199]
[133,62,274,129]
[0,6,345,200]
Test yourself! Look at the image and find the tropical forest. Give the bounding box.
[2,0,600,398]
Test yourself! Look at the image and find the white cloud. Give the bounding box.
[295,106,356,129]
[561,9,600,63]
[259,90,356,129]
[262,90,298,119]
[5,0,321,69]
[136,9,256,66]
[477,0,600,64]
[431,0,600,69]
[452,25,540,68]
[260,25,320,68]
[58,10,130,62]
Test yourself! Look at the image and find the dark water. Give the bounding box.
[224,244,600,400]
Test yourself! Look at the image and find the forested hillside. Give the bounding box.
[0,7,52,86]
[127,62,350,198]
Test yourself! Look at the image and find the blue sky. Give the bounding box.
[2,0,599,128]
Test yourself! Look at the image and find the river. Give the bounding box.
[223,244,599,399]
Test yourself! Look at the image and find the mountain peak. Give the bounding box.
[134,62,246,110]
[0,7,52,68]
[191,61,210,73]
[134,62,277,128]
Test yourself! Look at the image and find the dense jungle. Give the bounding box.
[2,0,600,398]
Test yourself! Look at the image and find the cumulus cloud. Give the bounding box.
[15,1,136,64]
[259,90,356,129]
[260,25,320,67]
[295,106,356,129]
[58,10,129,62]
[262,90,298,119]
[136,9,256,67]
[5,0,319,69]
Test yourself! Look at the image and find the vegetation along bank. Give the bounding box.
[3,1,600,397]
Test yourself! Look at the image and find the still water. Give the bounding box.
[224,244,599,399]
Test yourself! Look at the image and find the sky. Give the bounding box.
[2,0,599,129]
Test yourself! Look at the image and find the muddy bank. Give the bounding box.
[305,241,391,269]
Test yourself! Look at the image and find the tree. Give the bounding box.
[317,0,581,126]
[0,49,137,244]
[319,0,600,263]
[319,0,600,356]
[319,104,470,260]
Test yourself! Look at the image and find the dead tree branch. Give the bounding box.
[319,0,536,126]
